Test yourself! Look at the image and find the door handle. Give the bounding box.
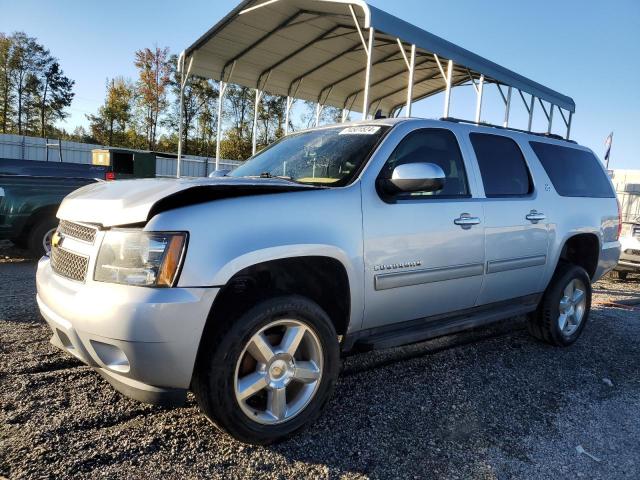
[526,210,546,224]
[454,213,481,230]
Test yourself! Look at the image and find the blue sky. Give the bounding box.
[2,0,639,169]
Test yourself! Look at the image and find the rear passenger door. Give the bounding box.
[467,132,550,305]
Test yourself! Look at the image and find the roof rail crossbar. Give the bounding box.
[440,117,577,143]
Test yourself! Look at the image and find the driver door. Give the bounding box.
[361,128,485,329]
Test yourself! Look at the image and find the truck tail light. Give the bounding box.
[106,172,116,181]
[617,199,622,240]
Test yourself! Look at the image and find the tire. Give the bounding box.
[610,270,628,281]
[527,262,592,346]
[192,295,340,444]
[26,217,59,258]
[10,236,27,249]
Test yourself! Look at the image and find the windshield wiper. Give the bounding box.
[258,172,295,182]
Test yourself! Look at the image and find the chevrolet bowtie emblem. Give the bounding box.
[51,231,62,248]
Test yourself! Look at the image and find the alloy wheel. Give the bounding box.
[558,278,587,336]
[234,319,323,425]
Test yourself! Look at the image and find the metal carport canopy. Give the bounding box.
[176,0,576,175]
[182,0,575,114]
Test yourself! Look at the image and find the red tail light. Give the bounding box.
[617,199,622,240]
[105,172,116,181]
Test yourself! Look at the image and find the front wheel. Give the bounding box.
[193,296,340,444]
[527,263,592,346]
[27,217,58,258]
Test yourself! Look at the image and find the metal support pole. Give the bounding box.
[547,105,554,134]
[504,86,512,128]
[566,112,573,140]
[215,62,235,170]
[315,103,324,127]
[527,95,535,131]
[362,27,374,120]
[215,82,226,171]
[176,53,194,178]
[443,60,453,118]
[284,79,302,135]
[285,96,293,135]
[251,71,272,155]
[474,75,484,124]
[399,42,416,117]
[252,88,263,155]
[342,95,357,123]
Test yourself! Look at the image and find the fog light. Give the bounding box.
[90,341,130,373]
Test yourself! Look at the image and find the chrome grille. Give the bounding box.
[51,246,89,282]
[58,220,97,244]
[633,225,640,238]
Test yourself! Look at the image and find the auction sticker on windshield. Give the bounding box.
[339,126,382,135]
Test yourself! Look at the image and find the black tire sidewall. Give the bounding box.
[541,264,592,346]
[27,217,58,258]
[196,295,339,444]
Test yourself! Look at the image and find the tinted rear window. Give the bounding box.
[529,142,615,198]
[470,133,533,197]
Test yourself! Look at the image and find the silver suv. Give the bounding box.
[36,118,621,443]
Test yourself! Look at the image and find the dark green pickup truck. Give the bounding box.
[0,157,108,256]
[0,175,99,257]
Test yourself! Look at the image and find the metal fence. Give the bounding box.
[0,133,242,177]
[611,170,640,222]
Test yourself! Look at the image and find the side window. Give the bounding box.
[380,128,469,198]
[529,141,615,198]
[470,133,533,197]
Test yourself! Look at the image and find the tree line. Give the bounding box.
[0,32,344,160]
[0,32,74,139]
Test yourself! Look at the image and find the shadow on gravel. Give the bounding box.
[262,311,640,478]
[18,357,83,375]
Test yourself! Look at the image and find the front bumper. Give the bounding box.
[36,256,219,406]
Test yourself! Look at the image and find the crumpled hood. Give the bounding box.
[57,177,319,227]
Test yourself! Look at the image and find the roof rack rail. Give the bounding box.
[440,117,577,143]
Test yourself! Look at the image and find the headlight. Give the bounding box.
[94,230,187,287]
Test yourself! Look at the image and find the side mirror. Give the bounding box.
[379,162,446,194]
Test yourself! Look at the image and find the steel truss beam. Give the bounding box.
[256,25,353,87]
[369,69,442,114]
[343,59,436,110]
[317,50,401,103]
[221,11,305,80]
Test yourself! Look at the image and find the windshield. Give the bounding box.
[229,125,390,186]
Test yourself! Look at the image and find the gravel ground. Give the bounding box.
[1,242,639,479]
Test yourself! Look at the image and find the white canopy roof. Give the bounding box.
[182,0,576,117]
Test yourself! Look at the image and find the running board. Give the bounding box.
[345,296,540,353]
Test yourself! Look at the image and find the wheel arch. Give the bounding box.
[557,232,601,280]
[16,204,59,240]
[191,248,357,379]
